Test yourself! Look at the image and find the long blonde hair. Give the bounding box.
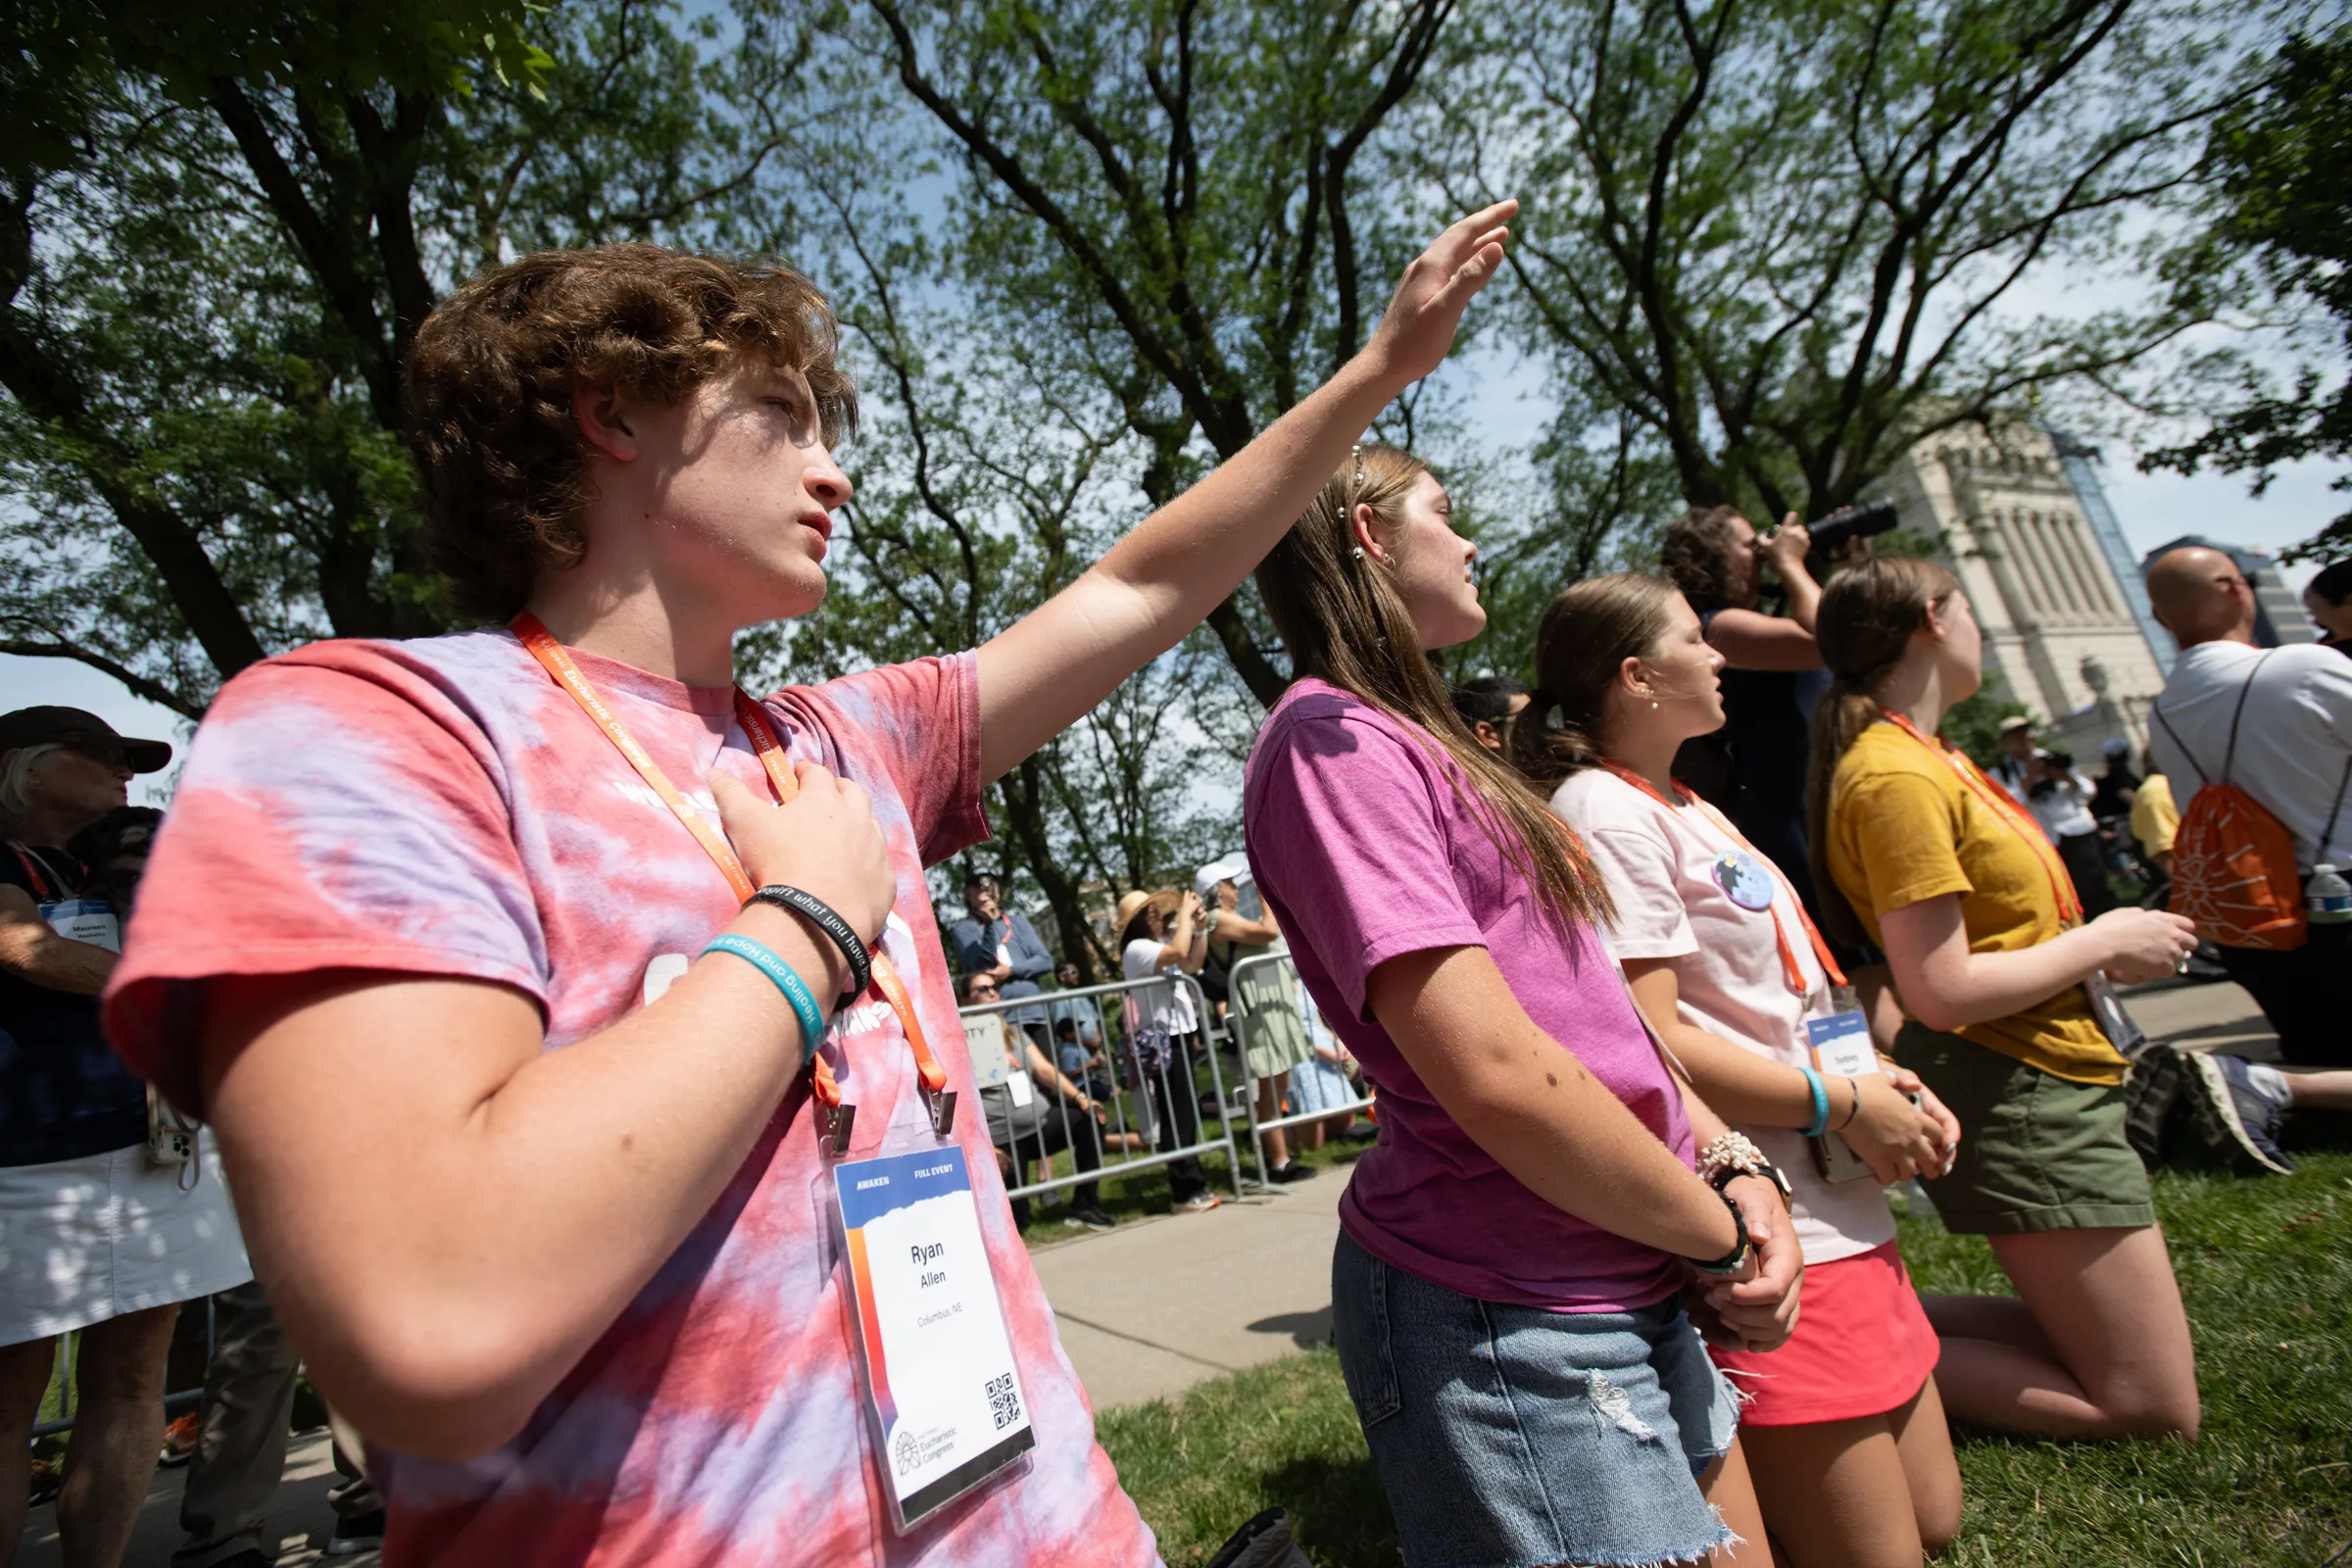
[1806,557,1959,946]
[1513,574,1684,795]
[1254,444,1612,934]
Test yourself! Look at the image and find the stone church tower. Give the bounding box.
[1880,419,2169,760]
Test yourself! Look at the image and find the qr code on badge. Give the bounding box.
[986,1372,1022,1431]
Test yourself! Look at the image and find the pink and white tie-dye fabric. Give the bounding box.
[105,629,1157,1568]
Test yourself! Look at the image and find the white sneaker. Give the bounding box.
[1173,1192,1221,1214]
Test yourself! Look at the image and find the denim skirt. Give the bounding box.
[1332,1229,1738,1568]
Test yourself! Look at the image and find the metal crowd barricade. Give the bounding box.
[1224,949,1376,1190]
[958,972,1244,1209]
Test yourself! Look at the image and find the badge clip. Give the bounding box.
[922,1084,957,1138]
[822,1100,858,1156]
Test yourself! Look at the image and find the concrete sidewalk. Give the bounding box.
[19,980,2278,1566]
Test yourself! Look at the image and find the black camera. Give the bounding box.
[1808,498,1901,552]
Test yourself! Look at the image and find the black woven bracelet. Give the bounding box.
[745,885,871,1005]
[1688,1188,1752,1277]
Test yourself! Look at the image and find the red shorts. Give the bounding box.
[1709,1239,1939,1426]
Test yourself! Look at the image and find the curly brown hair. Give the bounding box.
[1658,504,1747,614]
[405,244,858,621]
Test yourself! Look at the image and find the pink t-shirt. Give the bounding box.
[1241,679,1691,1311]
[104,630,1154,1568]
[1549,768,1894,1265]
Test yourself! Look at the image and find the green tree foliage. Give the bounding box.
[1430,0,2249,531]
[2140,22,2352,563]
[0,0,808,713]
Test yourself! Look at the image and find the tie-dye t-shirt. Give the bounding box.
[103,629,1156,1568]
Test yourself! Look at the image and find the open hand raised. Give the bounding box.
[1369,199,1518,387]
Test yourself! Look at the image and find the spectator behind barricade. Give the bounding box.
[1198,856,1317,1185]
[1447,675,1529,754]
[1045,959,1102,1076]
[1528,572,1964,1563]
[959,973,1115,1233]
[1808,558,2204,1442]
[1115,890,1220,1215]
[2304,558,2352,656]
[0,710,253,1568]
[1286,991,1370,1146]
[2145,545,2352,1069]
[2089,737,2139,820]
[1989,717,2116,918]
[949,872,1054,1049]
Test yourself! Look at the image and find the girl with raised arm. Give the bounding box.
[99,205,1520,1566]
[1809,558,2202,1442]
[1527,573,1962,1566]
[1244,449,1803,1568]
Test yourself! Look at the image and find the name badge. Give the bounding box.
[961,1013,1011,1089]
[832,1146,1033,1532]
[1710,852,1777,912]
[41,899,120,953]
[1004,1069,1036,1109]
[1805,1009,1879,1079]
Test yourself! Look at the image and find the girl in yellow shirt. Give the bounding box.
[1808,557,2204,1442]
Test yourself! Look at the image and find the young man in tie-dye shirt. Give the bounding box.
[105,210,1519,1565]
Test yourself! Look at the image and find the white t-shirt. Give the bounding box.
[2149,641,2352,871]
[1550,768,1896,1264]
[1121,937,1200,1035]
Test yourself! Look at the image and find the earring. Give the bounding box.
[1352,546,1366,560]
[1649,700,1660,710]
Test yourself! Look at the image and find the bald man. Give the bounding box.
[2144,546,2352,1068]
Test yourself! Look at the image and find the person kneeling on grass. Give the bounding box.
[1245,444,1804,1568]
[1811,557,2203,1443]
[1530,574,1964,1567]
[101,204,1523,1565]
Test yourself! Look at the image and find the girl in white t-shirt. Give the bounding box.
[1113,889,1219,1213]
[1521,572,1966,1568]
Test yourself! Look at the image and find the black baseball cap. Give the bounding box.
[0,707,172,773]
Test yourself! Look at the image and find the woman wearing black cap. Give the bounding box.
[0,708,251,1567]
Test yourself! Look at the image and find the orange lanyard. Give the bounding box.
[510,614,948,1121]
[1877,711,2083,927]
[1597,760,1848,997]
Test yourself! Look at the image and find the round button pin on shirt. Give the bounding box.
[1711,851,1778,912]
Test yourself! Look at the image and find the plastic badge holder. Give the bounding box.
[1806,1004,1881,1184]
[821,1137,1034,1534]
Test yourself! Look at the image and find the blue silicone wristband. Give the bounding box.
[703,934,827,1047]
[1799,1066,1831,1139]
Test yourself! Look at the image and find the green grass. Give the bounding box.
[1098,1151,2352,1567]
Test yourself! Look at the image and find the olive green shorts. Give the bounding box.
[1893,1022,2155,1236]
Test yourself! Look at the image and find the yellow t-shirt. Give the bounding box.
[2131,773,2180,859]
[1827,721,2123,1084]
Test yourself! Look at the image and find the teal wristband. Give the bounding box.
[703,934,827,1046]
[1799,1066,1831,1139]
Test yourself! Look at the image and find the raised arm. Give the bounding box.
[973,201,1517,782]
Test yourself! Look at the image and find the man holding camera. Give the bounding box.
[1990,717,2116,918]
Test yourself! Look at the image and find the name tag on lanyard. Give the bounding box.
[828,1145,1033,1532]
[1805,1009,1878,1079]
[43,898,121,952]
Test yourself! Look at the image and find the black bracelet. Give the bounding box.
[1688,1187,1752,1277]
[745,886,871,1005]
